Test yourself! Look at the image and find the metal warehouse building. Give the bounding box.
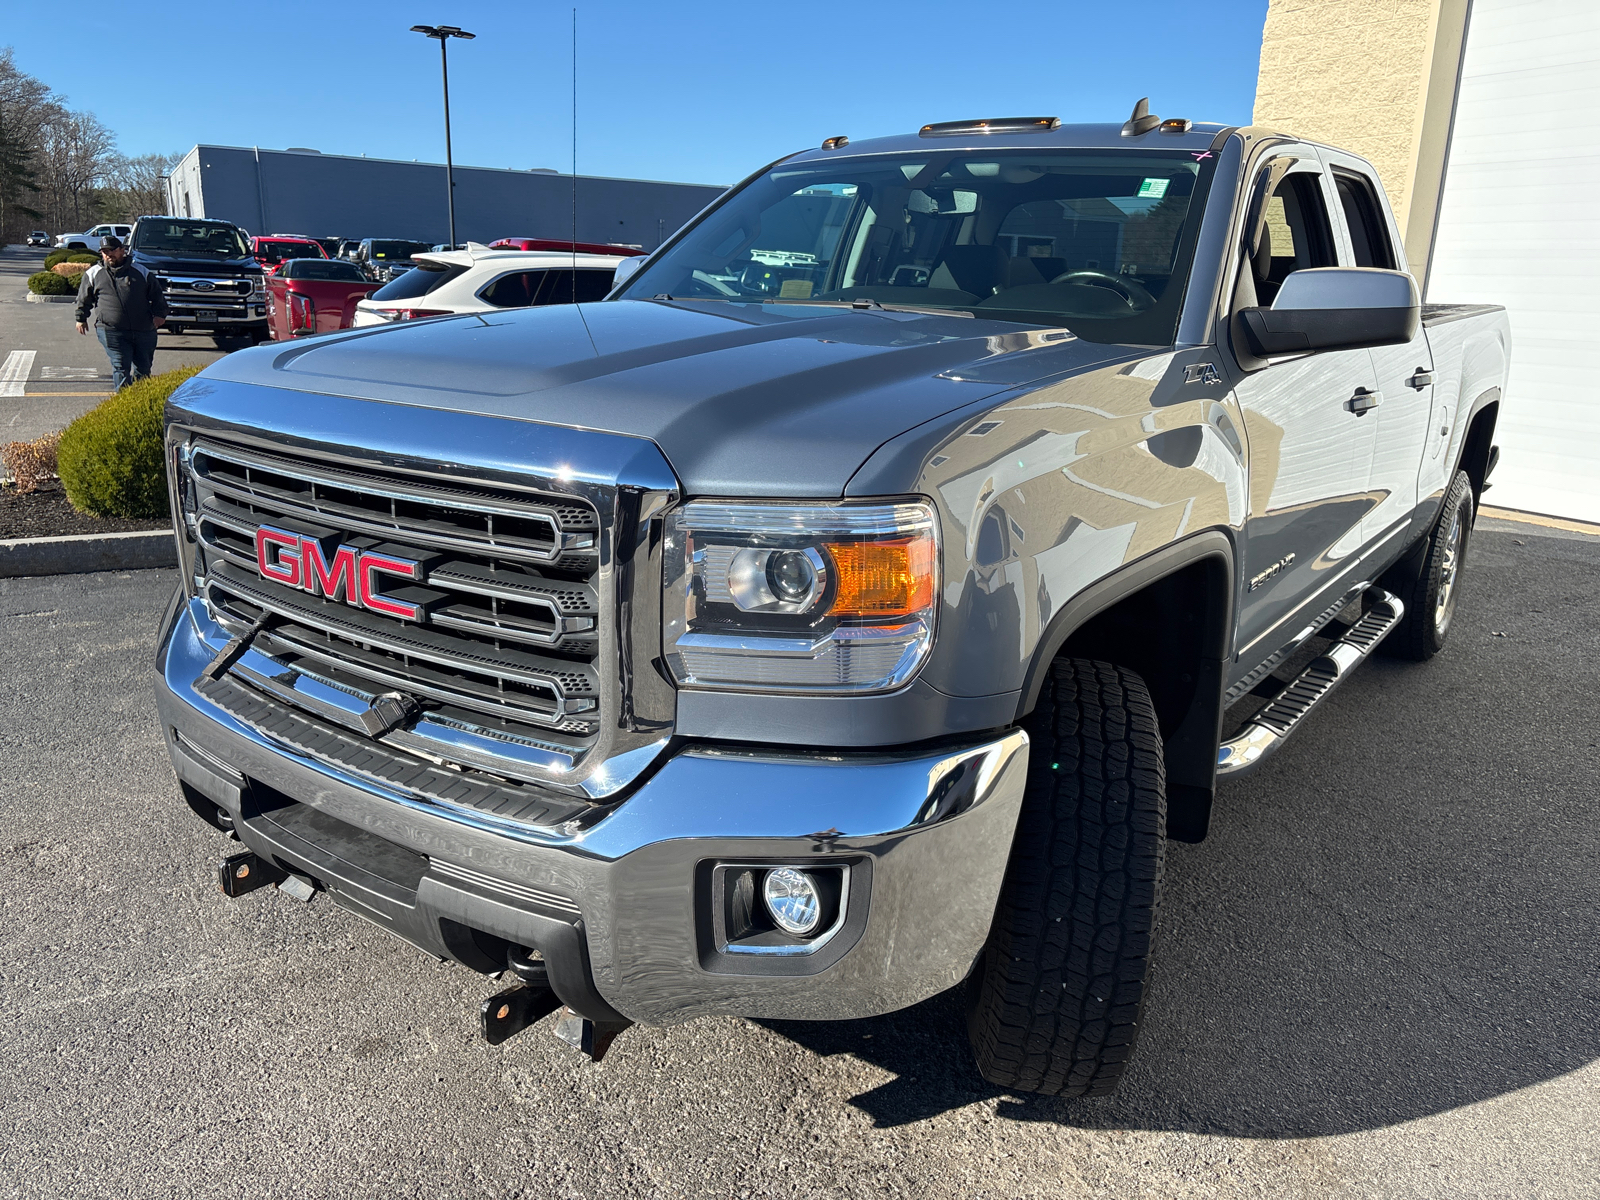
[162,144,726,251]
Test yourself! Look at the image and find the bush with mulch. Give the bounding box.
[28,270,75,295]
[58,366,203,519]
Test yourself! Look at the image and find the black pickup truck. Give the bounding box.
[155,105,1509,1097]
[130,217,268,344]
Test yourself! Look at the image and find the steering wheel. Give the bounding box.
[1047,269,1156,310]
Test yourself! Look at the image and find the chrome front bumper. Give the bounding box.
[155,590,1029,1024]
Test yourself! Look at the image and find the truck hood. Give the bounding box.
[136,252,262,277]
[200,299,1144,496]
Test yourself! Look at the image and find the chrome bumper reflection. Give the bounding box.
[157,588,1031,1022]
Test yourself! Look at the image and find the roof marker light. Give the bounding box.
[821,135,850,150]
[1160,118,1193,133]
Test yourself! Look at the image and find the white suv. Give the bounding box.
[351,246,625,326]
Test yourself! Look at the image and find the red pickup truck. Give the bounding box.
[264,258,382,339]
[252,235,328,276]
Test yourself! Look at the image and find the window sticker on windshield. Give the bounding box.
[1137,178,1170,199]
[779,279,814,299]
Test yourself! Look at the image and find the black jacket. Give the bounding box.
[75,260,168,331]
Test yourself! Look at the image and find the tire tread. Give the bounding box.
[967,658,1165,1097]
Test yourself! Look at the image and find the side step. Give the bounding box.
[1217,588,1405,777]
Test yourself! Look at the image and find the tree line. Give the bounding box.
[1,48,182,242]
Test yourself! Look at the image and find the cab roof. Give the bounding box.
[787,119,1234,166]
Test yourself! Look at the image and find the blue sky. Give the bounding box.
[6,0,1268,186]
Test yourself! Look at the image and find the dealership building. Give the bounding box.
[162,144,725,253]
[1255,0,1598,522]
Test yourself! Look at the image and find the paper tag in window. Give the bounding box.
[1137,178,1170,199]
[779,279,814,299]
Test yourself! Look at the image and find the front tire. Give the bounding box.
[966,658,1166,1097]
[1383,469,1474,661]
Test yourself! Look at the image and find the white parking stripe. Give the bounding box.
[0,350,37,397]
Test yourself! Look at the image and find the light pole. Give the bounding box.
[410,24,475,250]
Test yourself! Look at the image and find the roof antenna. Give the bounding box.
[1121,97,1161,137]
[571,6,578,304]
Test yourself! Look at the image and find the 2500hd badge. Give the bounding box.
[156,103,1509,1096]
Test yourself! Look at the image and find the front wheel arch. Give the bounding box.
[1017,530,1234,842]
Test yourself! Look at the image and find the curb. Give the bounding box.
[0,529,178,577]
[25,291,75,303]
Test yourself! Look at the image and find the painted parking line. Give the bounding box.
[22,391,114,398]
[0,350,37,397]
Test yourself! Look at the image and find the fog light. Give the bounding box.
[762,867,821,935]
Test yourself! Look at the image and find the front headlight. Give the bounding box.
[663,499,939,694]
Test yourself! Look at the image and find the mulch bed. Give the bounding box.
[0,481,169,539]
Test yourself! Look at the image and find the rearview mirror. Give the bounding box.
[1241,267,1418,356]
[611,255,647,288]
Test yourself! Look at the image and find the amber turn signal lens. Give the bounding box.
[825,535,935,619]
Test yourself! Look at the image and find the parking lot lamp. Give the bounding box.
[410,24,476,251]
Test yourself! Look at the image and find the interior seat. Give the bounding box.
[929,245,1008,297]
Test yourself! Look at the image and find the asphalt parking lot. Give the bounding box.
[1,246,232,444]
[2,520,1596,1199]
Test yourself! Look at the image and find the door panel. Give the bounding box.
[1321,151,1436,544]
[1230,155,1380,670]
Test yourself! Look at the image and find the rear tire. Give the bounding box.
[1383,470,1474,661]
[966,658,1166,1097]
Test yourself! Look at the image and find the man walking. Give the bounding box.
[74,235,167,389]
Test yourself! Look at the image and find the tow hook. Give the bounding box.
[478,945,633,1061]
[480,946,563,1047]
[216,849,285,897]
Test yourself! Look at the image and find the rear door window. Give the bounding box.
[1333,172,1397,269]
[535,269,615,305]
[479,271,549,307]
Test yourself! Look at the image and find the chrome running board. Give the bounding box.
[1217,588,1405,777]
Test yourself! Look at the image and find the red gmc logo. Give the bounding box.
[254,525,425,621]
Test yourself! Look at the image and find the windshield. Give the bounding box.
[369,240,431,260]
[616,149,1218,344]
[258,240,324,262]
[134,221,251,259]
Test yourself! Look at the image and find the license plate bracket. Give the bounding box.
[196,308,218,322]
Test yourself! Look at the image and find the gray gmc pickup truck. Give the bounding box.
[155,105,1509,1097]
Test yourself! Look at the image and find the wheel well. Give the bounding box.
[1459,398,1498,505]
[1029,544,1232,843]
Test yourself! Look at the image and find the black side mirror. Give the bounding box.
[1241,267,1418,356]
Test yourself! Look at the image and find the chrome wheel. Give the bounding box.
[1433,509,1463,635]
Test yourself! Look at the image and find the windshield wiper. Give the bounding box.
[766,297,975,318]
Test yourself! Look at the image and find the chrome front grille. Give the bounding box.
[189,437,609,751]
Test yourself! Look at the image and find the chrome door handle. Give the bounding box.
[1345,388,1381,416]
[1407,369,1434,390]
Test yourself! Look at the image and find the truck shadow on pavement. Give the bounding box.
[765,533,1600,1136]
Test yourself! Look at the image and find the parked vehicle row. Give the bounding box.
[47,213,647,344]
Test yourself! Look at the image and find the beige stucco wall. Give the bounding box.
[1253,0,1468,274]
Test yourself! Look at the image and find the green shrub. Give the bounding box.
[27,270,74,295]
[44,249,96,269]
[58,366,204,518]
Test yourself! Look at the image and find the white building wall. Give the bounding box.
[1426,0,1600,522]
